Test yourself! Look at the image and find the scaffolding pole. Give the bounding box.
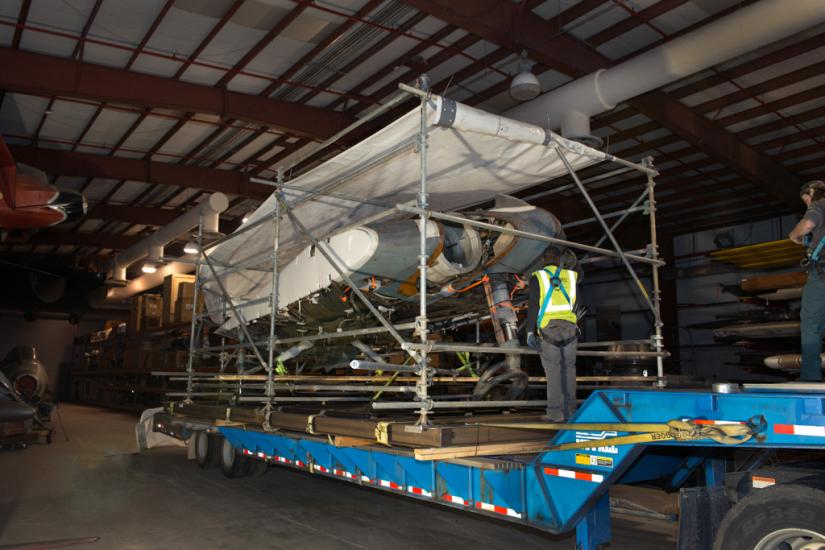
[414,76,431,429]
[645,160,667,387]
[184,216,203,403]
[554,144,660,321]
[263,173,282,424]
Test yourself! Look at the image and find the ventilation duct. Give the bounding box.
[108,192,228,283]
[505,0,825,141]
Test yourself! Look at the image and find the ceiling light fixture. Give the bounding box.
[510,51,540,102]
[183,240,199,254]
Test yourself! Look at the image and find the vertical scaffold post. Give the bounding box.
[264,171,283,427]
[644,158,666,388]
[184,215,204,403]
[415,74,431,428]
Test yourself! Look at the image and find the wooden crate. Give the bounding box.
[129,295,163,333]
[162,274,196,325]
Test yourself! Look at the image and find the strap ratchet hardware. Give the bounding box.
[375,421,394,446]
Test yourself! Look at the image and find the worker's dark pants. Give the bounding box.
[800,272,825,382]
[538,319,578,421]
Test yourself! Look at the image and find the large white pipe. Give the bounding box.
[505,0,825,135]
[107,258,195,301]
[109,192,228,274]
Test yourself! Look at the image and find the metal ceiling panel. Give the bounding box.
[594,24,661,61]
[118,115,180,155]
[129,55,181,79]
[38,99,98,146]
[18,0,95,57]
[223,130,281,166]
[146,6,220,60]
[108,180,152,204]
[177,64,225,87]
[154,120,221,160]
[0,0,20,47]
[196,22,270,69]
[82,178,120,202]
[122,224,147,236]
[163,187,199,208]
[77,218,106,233]
[563,3,627,44]
[0,93,49,136]
[0,0,21,19]
[680,82,739,108]
[530,0,585,21]
[80,107,142,149]
[54,176,88,193]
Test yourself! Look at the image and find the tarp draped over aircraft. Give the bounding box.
[202,93,605,329]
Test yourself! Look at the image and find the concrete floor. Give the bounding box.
[0,404,677,549]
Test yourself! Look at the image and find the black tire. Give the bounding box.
[218,437,249,478]
[247,459,268,477]
[194,431,220,469]
[713,484,825,550]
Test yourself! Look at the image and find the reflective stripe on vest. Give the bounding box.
[534,265,577,328]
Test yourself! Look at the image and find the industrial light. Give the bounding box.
[510,51,540,102]
[242,211,255,224]
[183,240,199,254]
[141,244,163,274]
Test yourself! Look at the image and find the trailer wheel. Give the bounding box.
[194,431,220,469]
[219,438,249,478]
[247,459,268,477]
[713,484,825,550]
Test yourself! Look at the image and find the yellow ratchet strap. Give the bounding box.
[480,419,759,451]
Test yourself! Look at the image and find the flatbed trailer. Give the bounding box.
[153,384,825,550]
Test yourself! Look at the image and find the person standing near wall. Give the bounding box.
[789,180,825,382]
[525,247,579,422]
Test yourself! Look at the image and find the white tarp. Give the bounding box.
[202,94,606,329]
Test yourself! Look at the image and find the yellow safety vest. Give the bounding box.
[533,264,578,328]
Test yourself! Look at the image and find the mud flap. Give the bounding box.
[677,485,729,550]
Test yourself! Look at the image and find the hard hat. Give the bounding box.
[800,180,825,197]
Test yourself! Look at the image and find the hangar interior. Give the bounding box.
[2,1,825,549]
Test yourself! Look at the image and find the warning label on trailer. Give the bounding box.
[575,453,614,468]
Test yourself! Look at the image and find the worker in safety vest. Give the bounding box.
[790,179,825,382]
[524,247,579,421]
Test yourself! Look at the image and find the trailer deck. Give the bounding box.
[153,384,825,550]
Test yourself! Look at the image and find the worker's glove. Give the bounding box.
[526,332,538,350]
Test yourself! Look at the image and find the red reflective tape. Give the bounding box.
[442,494,469,506]
[775,424,795,434]
[544,466,604,483]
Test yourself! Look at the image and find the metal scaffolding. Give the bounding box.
[156,79,670,427]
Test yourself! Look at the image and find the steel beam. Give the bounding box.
[8,146,271,199]
[400,0,802,210]
[0,48,353,140]
[23,231,141,249]
[86,203,241,232]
